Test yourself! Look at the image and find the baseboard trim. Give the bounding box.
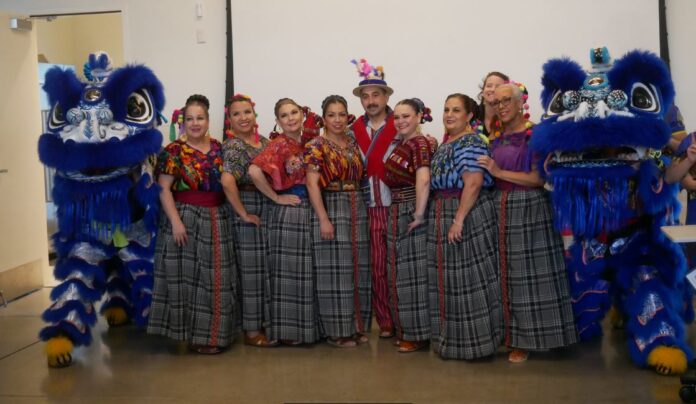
[0,259,43,302]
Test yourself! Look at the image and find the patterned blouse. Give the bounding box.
[383,135,437,188]
[222,136,269,185]
[430,134,492,190]
[251,133,306,191]
[304,134,365,188]
[156,138,225,192]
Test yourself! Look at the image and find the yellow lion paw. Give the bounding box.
[647,346,688,375]
[46,336,73,368]
[608,306,625,329]
[103,307,129,326]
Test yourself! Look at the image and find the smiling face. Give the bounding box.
[359,86,389,118]
[323,101,348,136]
[393,103,421,138]
[228,100,256,136]
[443,97,473,136]
[483,74,507,105]
[184,104,209,140]
[276,102,303,136]
[492,86,521,125]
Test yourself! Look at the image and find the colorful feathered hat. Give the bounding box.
[351,58,393,97]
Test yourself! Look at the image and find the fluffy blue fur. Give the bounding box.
[540,57,587,108]
[53,257,106,287]
[38,129,162,171]
[102,65,165,123]
[531,47,693,370]
[40,54,164,352]
[608,50,675,118]
[42,67,83,111]
[50,279,102,302]
[132,173,162,233]
[531,116,671,157]
[42,300,97,327]
[39,322,92,346]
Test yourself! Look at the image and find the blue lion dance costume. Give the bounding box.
[532,47,694,375]
[38,53,165,367]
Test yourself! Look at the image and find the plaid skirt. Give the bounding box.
[495,188,578,350]
[311,191,371,337]
[427,190,503,359]
[387,201,430,342]
[267,200,320,343]
[233,190,271,332]
[147,202,238,347]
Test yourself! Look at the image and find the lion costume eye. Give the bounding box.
[545,90,565,117]
[125,89,153,124]
[48,102,66,131]
[630,83,660,113]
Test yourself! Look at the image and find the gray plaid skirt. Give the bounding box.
[267,200,320,343]
[495,188,577,350]
[148,202,238,347]
[311,191,371,337]
[233,190,271,333]
[387,201,430,342]
[427,190,503,359]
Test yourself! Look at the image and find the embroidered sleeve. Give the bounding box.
[410,136,435,169]
[303,137,325,173]
[155,142,181,178]
[454,137,489,177]
[222,138,249,181]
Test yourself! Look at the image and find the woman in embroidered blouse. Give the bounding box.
[148,94,237,355]
[382,98,437,353]
[477,83,577,363]
[427,93,502,360]
[305,95,371,348]
[221,94,275,347]
[248,98,319,345]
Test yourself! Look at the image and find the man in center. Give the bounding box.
[350,59,398,337]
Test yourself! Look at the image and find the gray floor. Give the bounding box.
[0,288,692,403]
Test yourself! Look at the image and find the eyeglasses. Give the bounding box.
[490,97,513,109]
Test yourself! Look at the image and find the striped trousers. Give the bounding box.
[369,206,392,330]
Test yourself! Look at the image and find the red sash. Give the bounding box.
[352,114,397,180]
[173,190,225,207]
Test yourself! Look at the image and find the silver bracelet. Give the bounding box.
[413,213,424,221]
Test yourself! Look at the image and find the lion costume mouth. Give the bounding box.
[544,146,649,172]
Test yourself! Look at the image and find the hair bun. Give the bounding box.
[186,94,210,110]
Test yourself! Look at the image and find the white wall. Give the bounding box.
[231,0,660,138]
[0,0,228,138]
[667,0,696,132]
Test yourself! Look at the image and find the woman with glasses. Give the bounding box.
[477,82,576,363]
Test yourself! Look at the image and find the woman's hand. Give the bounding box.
[407,213,425,234]
[447,221,463,244]
[275,194,302,206]
[240,213,261,227]
[320,218,335,240]
[477,155,500,177]
[172,221,188,247]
